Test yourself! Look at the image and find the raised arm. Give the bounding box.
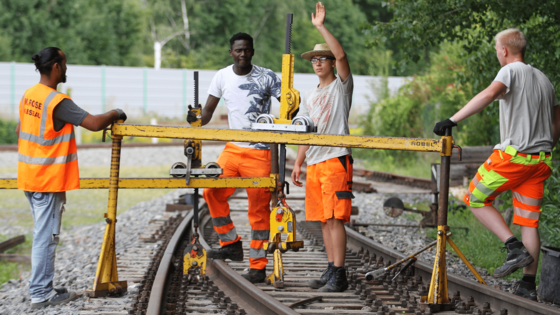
[312,2,350,81]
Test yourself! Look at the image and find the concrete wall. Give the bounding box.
[0,62,408,122]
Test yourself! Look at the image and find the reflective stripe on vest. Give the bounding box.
[19,152,78,165]
[19,130,75,146]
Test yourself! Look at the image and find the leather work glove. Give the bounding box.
[186,105,200,124]
[112,108,127,122]
[433,118,457,136]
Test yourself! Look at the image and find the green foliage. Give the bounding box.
[0,118,17,144]
[540,164,560,247]
[0,0,146,66]
[359,42,499,166]
[363,0,560,97]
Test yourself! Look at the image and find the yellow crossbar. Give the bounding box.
[112,124,443,152]
[0,177,276,190]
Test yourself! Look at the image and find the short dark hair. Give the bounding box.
[229,33,253,48]
[32,47,63,76]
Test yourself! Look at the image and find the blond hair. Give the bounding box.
[494,28,527,56]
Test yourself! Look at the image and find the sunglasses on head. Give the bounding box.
[310,56,335,64]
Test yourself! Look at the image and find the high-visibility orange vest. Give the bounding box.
[17,83,80,192]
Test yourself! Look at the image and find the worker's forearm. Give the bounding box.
[452,92,495,122]
[315,25,346,60]
[295,145,310,166]
[201,108,213,126]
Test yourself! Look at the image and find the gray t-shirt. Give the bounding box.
[493,62,558,153]
[53,99,89,132]
[297,74,353,165]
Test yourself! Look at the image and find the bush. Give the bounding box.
[0,118,17,144]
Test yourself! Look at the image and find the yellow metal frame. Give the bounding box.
[0,176,277,190]
[111,124,442,152]
[2,111,470,305]
[86,129,127,297]
[275,53,300,125]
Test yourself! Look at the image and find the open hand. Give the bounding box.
[291,164,303,187]
[311,2,325,28]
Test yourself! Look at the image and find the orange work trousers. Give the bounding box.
[203,143,271,269]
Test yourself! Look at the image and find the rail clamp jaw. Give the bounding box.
[183,237,207,279]
[264,206,304,288]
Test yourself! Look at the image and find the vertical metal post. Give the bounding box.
[10,62,15,119]
[86,121,127,297]
[143,67,148,114]
[426,127,452,309]
[101,65,106,113]
[270,144,279,205]
[183,69,187,116]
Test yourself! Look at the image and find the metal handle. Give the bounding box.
[194,71,199,107]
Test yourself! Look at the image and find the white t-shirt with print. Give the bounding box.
[208,64,281,150]
[297,74,353,165]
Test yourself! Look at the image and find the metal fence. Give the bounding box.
[0,62,407,121]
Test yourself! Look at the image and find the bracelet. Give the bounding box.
[449,117,457,123]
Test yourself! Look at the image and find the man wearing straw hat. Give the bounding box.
[291,1,354,292]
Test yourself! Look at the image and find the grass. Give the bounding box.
[0,234,33,288]
[0,165,174,287]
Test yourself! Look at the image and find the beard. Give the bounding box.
[61,73,67,83]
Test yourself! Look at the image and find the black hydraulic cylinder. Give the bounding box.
[285,14,293,54]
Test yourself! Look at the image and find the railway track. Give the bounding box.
[117,186,560,315]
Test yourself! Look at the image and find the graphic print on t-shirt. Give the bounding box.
[207,65,281,150]
[307,90,333,133]
[238,66,281,149]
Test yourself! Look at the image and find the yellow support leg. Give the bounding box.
[86,128,127,297]
[265,249,284,288]
[447,236,486,285]
[426,225,449,306]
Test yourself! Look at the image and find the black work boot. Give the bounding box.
[318,267,348,292]
[241,268,266,283]
[207,240,244,261]
[493,241,534,278]
[513,279,538,301]
[308,262,334,289]
[55,287,68,294]
[31,291,79,309]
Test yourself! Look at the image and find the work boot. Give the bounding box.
[513,280,538,301]
[318,267,348,292]
[207,241,243,261]
[308,262,334,289]
[493,241,534,278]
[241,268,266,283]
[31,291,79,309]
[55,287,68,294]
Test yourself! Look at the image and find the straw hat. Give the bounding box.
[301,43,335,61]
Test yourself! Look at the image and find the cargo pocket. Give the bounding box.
[335,191,355,199]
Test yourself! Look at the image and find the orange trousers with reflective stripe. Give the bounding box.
[203,143,271,269]
[464,148,551,227]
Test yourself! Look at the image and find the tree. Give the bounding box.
[363,0,560,92]
[0,0,145,66]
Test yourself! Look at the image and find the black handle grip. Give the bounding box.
[194,71,199,108]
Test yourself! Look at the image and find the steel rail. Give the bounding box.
[146,204,297,315]
[146,210,194,315]
[198,216,299,315]
[346,227,560,315]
